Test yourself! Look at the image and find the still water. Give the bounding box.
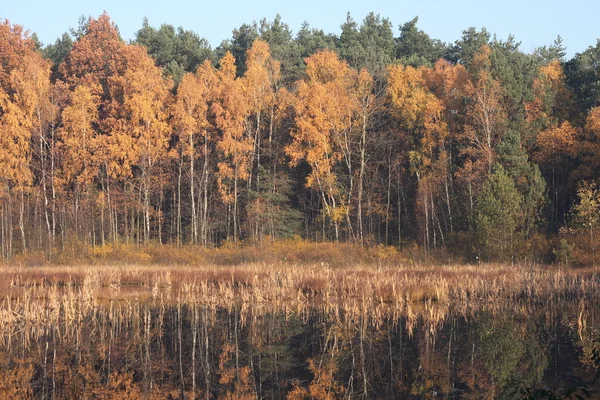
[0,295,598,399]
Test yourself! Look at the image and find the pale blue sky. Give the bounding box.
[4,0,598,58]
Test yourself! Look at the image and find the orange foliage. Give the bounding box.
[213,51,252,204]
[387,63,448,175]
[0,20,50,193]
[59,84,100,187]
[462,45,505,175]
[525,59,572,127]
[118,44,172,178]
[534,121,577,166]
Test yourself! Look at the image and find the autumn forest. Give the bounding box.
[1,12,600,265]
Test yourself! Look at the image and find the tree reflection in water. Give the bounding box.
[0,295,598,399]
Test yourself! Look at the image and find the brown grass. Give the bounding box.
[1,262,598,311]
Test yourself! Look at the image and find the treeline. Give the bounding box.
[1,13,599,264]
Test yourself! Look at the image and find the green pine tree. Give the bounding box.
[475,165,523,260]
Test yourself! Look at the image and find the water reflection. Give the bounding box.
[0,295,598,399]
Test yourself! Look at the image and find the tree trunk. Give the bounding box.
[190,133,197,245]
[357,113,367,245]
[19,188,27,253]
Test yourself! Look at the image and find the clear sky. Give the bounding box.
[4,0,599,59]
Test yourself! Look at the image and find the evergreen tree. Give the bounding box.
[565,39,600,112]
[475,165,523,260]
[42,32,73,77]
[295,21,337,59]
[534,36,567,63]
[497,130,546,237]
[448,27,491,67]
[395,17,447,66]
[134,18,213,86]
[259,15,303,83]
[338,12,395,77]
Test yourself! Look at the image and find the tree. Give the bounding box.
[571,181,600,265]
[354,68,376,244]
[134,19,213,86]
[42,32,73,76]
[525,60,573,141]
[475,165,522,260]
[338,13,395,77]
[0,20,51,255]
[489,36,539,135]
[448,27,490,67]
[565,39,600,112]
[527,61,576,229]
[59,13,131,244]
[287,49,358,241]
[213,51,252,241]
[119,45,173,243]
[423,60,470,235]
[60,13,173,245]
[497,130,546,238]
[387,62,450,249]
[462,45,506,175]
[58,84,100,240]
[59,84,100,193]
[572,106,600,183]
[172,61,217,246]
[534,36,566,63]
[60,13,128,96]
[295,22,337,59]
[395,17,447,66]
[258,15,302,84]
[216,23,259,76]
[534,122,577,229]
[242,39,295,243]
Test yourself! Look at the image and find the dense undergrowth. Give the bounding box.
[9,239,422,267]
[6,232,598,269]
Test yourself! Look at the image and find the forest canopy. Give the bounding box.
[1,12,599,265]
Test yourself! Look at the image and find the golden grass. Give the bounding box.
[0,261,597,340]
[2,262,598,306]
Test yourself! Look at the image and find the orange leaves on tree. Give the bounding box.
[243,39,281,119]
[387,63,448,175]
[0,20,50,192]
[286,49,362,240]
[287,50,356,184]
[119,45,172,178]
[213,51,252,203]
[534,121,577,166]
[173,60,216,149]
[584,106,600,140]
[574,107,600,181]
[60,13,128,95]
[525,59,573,129]
[0,20,37,90]
[424,59,469,131]
[462,45,505,175]
[58,84,100,187]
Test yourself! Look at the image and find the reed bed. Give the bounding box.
[0,262,598,344]
[1,262,597,304]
